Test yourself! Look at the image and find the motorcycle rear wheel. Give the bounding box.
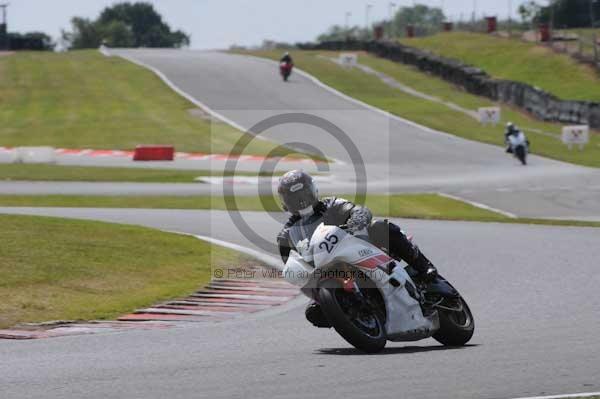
[318,279,387,353]
[432,296,474,346]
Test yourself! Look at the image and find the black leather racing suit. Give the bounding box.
[505,126,518,153]
[276,197,435,327]
[280,54,293,65]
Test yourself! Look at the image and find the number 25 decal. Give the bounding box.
[319,233,338,253]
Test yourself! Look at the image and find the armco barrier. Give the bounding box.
[297,40,600,128]
[133,145,175,161]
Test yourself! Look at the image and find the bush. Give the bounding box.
[62,2,190,49]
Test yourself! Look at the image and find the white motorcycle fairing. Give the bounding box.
[509,131,527,149]
[283,223,438,341]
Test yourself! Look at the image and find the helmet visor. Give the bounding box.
[278,181,318,213]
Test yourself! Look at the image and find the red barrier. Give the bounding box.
[406,25,415,38]
[539,24,551,42]
[486,16,497,33]
[133,145,175,161]
[373,25,384,40]
[443,22,453,32]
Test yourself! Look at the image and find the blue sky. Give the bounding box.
[7,0,548,49]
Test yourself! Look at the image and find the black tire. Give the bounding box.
[515,146,527,165]
[432,296,475,346]
[318,279,387,353]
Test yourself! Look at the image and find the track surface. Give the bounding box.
[3,50,600,398]
[1,208,600,399]
[5,48,600,220]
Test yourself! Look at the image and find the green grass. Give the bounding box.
[0,194,282,212]
[0,214,257,329]
[1,193,600,228]
[238,50,600,168]
[0,164,280,182]
[0,50,288,157]
[401,32,600,101]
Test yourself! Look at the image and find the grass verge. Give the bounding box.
[401,32,600,101]
[0,50,289,157]
[238,50,600,168]
[0,214,257,329]
[0,164,279,183]
[0,193,599,228]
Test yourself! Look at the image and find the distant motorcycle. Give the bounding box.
[283,223,475,353]
[507,130,529,165]
[280,61,293,82]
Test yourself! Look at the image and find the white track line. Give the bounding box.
[194,234,284,271]
[103,48,252,138]
[164,229,284,272]
[102,47,344,164]
[511,391,600,399]
[239,52,483,144]
[437,192,518,219]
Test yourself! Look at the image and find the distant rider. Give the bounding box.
[280,52,293,65]
[504,122,518,153]
[504,122,529,153]
[276,170,439,328]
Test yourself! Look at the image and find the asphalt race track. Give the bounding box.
[40,50,600,219]
[1,207,600,399]
[2,50,600,399]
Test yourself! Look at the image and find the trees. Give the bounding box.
[536,0,600,28]
[317,25,368,41]
[317,4,446,42]
[62,2,190,49]
[6,32,54,51]
[391,5,445,36]
[315,5,446,41]
[518,1,542,23]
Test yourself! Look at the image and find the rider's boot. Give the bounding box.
[406,246,438,284]
[369,219,438,283]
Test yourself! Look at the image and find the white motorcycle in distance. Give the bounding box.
[508,130,529,165]
[284,223,475,353]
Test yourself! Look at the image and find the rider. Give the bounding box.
[276,170,438,328]
[504,122,518,153]
[280,51,293,65]
[505,122,530,153]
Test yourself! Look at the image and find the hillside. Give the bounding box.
[401,32,600,102]
[0,51,279,155]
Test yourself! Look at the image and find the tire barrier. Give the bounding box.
[297,40,600,128]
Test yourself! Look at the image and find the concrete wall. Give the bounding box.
[298,40,600,128]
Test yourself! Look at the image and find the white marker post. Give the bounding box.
[15,147,56,164]
[478,107,501,126]
[338,53,358,68]
[561,125,589,150]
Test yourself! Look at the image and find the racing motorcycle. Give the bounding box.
[507,130,529,165]
[280,61,293,82]
[284,223,474,353]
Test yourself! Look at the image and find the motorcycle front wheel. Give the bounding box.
[318,279,387,353]
[515,145,527,165]
[432,296,474,346]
